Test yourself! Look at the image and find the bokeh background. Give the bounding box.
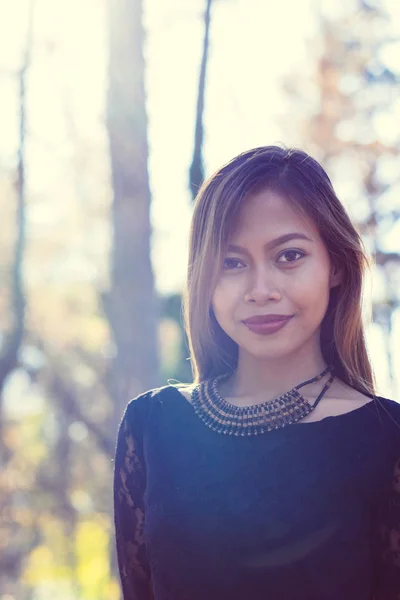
[1,0,400,598]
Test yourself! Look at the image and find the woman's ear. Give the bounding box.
[329,263,343,288]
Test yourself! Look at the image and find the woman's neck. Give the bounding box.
[220,345,327,402]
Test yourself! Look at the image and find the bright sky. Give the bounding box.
[0,0,399,396]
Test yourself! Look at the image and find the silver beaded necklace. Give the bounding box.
[190,366,334,436]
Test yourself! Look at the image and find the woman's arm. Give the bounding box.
[113,403,154,600]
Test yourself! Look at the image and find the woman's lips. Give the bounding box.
[243,315,293,335]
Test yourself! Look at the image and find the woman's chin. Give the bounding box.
[239,341,295,361]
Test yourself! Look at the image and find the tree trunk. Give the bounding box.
[0,0,32,405]
[105,0,160,422]
[189,0,213,201]
[0,3,33,594]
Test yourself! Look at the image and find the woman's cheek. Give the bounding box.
[213,277,243,311]
[218,274,240,292]
[212,280,229,310]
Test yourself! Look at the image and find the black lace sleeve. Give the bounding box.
[113,401,154,600]
[374,456,400,599]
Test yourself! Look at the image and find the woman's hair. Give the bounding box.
[182,145,375,395]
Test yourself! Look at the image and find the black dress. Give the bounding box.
[113,384,400,600]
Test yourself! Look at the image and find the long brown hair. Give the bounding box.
[182,146,375,394]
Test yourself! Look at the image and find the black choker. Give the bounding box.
[190,366,334,436]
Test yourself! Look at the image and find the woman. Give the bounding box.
[113,146,400,599]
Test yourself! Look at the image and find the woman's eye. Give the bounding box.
[277,250,305,264]
[223,258,245,270]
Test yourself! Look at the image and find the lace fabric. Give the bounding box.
[114,402,154,600]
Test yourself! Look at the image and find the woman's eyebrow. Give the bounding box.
[227,232,313,254]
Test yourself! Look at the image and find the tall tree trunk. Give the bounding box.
[189,0,213,201]
[105,0,160,423]
[0,0,32,404]
[0,2,33,593]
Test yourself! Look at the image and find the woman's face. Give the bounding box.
[211,189,341,362]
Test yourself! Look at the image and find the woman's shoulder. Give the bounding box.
[126,383,175,409]
[124,382,194,420]
[118,383,194,443]
[359,394,400,451]
[372,394,400,425]
[325,380,400,424]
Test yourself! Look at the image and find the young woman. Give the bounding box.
[113,146,400,600]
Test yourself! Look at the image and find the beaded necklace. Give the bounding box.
[191,366,334,436]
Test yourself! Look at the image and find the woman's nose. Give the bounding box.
[243,265,282,305]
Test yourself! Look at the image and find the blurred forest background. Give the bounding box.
[0,0,400,598]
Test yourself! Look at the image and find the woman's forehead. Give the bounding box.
[230,189,317,240]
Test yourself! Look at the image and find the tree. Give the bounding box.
[189,0,213,202]
[104,0,160,426]
[0,2,33,595]
[161,0,214,386]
